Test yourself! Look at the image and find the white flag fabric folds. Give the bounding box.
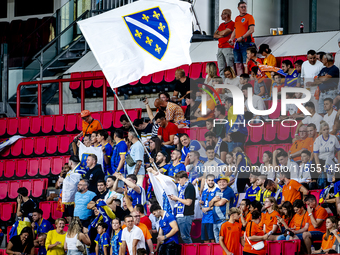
[78,142,104,173]
[78,0,192,88]
[0,135,24,152]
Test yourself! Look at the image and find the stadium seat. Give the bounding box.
[245,145,259,164]
[282,240,301,255]
[39,201,52,220]
[179,64,190,76]
[18,117,30,135]
[273,143,290,152]
[6,118,18,136]
[27,158,39,177]
[93,71,104,88]
[53,115,65,133]
[0,202,16,222]
[58,135,71,154]
[46,136,58,155]
[268,100,281,119]
[190,220,201,239]
[91,112,101,123]
[282,56,295,67]
[4,160,15,178]
[51,201,63,219]
[277,122,291,141]
[249,124,264,143]
[83,71,94,89]
[291,123,299,139]
[40,157,51,176]
[152,71,164,83]
[295,55,307,62]
[32,179,47,197]
[113,110,139,128]
[140,74,152,85]
[0,118,6,136]
[101,111,113,129]
[11,138,23,157]
[23,137,34,156]
[70,72,82,90]
[267,241,282,255]
[20,180,32,196]
[34,137,46,155]
[0,160,3,178]
[182,244,198,255]
[8,180,20,199]
[198,128,209,141]
[16,159,27,178]
[42,115,54,134]
[211,243,223,255]
[164,68,177,82]
[30,116,42,134]
[77,115,83,131]
[198,244,212,255]
[65,114,78,132]
[0,181,8,200]
[263,122,277,142]
[189,63,202,79]
[310,189,322,204]
[51,157,63,175]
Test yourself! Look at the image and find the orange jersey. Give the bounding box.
[282,180,302,204]
[321,232,339,250]
[289,211,308,231]
[302,137,315,153]
[217,21,235,48]
[307,206,328,233]
[245,212,252,223]
[220,221,242,255]
[289,140,305,161]
[122,223,152,240]
[234,14,255,43]
[260,210,280,233]
[263,54,277,67]
[244,222,266,255]
[82,119,103,135]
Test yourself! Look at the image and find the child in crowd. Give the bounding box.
[245,47,262,74]
[239,73,250,89]
[250,66,268,99]
[270,73,284,99]
[95,222,110,255]
[205,119,214,132]
[110,219,122,255]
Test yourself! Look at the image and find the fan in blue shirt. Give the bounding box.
[282,60,299,87]
[163,150,186,177]
[32,209,54,236]
[97,130,113,175]
[244,172,261,202]
[110,130,128,175]
[95,223,110,255]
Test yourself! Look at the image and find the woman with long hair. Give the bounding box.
[149,137,162,160]
[259,151,276,181]
[204,62,219,85]
[313,216,338,254]
[46,218,67,255]
[64,217,91,255]
[110,218,122,255]
[260,197,280,240]
[223,66,240,89]
[280,201,295,227]
[173,134,181,150]
[6,227,35,255]
[258,44,277,79]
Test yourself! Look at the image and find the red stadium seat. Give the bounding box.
[39,201,52,220]
[77,115,83,131]
[8,180,20,199]
[277,122,291,141]
[0,118,6,136]
[91,112,101,123]
[53,115,65,133]
[51,201,63,219]
[249,124,264,143]
[282,240,301,255]
[182,244,198,255]
[282,56,295,67]
[10,138,23,157]
[65,114,78,132]
[291,122,299,139]
[245,145,259,164]
[0,160,3,178]
[30,116,42,134]
[4,160,15,178]
[20,180,32,196]
[7,118,18,136]
[164,67,177,82]
[267,241,282,255]
[211,244,223,255]
[16,159,27,178]
[295,55,307,62]
[23,138,34,156]
[129,80,139,85]
[189,63,202,80]
[198,128,209,141]
[310,189,322,204]
[179,64,190,76]
[93,71,104,88]
[27,158,39,177]
[190,219,201,239]
[273,143,289,152]
[18,117,30,135]
[268,100,281,119]
[198,244,212,255]
[40,157,51,176]
[70,72,82,90]
[83,71,94,89]
[51,157,63,175]
[34,137,46,155]
[152,71,164,83]
[46,136,58,155]
[101,111,113,129]
[58,135,71,154]
[140,74,152,85]
[0,181,8,200]
[32,179,47,198]
[0,202,16,221]
[263,122,277,142]
[42,115,54,134]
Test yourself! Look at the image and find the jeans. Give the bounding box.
[233,41,255,64]
[213,221,226,243]
[227,141,244,152]
[177,215,194,244]
[217,47,234,77]
[68,250,84,255]
[318,89,337,114]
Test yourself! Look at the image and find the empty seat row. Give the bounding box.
[0,134,76,158]
[0,179,48,200]
[245,143,292,164]
[0,202,17,222]
[39,201,63,221]
[0,156,69,179]
[0,109,142,137]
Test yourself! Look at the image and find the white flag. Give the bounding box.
[78,142,104,173]
[0,135,24,152]
[78,0,192,88]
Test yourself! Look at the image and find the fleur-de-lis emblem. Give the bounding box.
[158,22,165,32]
[145,36,153,46]
[153,11,160,19]
[142,14,149,22]
[155,44,161,54]
[135,30,142,39]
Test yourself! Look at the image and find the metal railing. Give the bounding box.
[91,0,136,14]
[16,75,118,117]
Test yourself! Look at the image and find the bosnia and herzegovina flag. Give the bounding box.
[78,0,192,88]
[88,201,116,237]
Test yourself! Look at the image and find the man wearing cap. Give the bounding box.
[80,110,103,137]
[209,176,235,243]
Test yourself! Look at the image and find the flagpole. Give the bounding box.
[112,90,159,172]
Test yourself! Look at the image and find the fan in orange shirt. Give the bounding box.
[260,197,280,241]
[313,217,338,254]
[279,171,309,205]
[240,199,252,227]
[219,207,242,255]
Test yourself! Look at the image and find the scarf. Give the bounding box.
[214,137,223,155]
[176,181,189,217]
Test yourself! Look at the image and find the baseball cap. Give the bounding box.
[216,176,230,183]
[81,110,91,118]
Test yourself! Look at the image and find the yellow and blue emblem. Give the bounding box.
[123,7,170,60]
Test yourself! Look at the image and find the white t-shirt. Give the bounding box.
[301,60,324,87]
[302,113,323,131]
[104,189,124,205]
[323,110,337,132]
[62,169,81,203]
[224,76,241,89]
[245,95,266,111]
[313,134,340,160]
[121,225,146,253]
[126,141,145,175]
[295,163,312,183]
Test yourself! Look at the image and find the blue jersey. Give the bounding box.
[245,185,261,202]
[127,186,143,207]
[34,218,54,236]
[181,146,190,163]
[97,143,113,175]
[284,69,299,87]
[111,140,128,175]
[159,212,179,244]
[334,181,340,198]
[201,187,217,224]
[163,162,186,177]
[110,230,122,255]
[187,162,204,183]
[95,232,110,254]
[189,140,207,161]
[212,187,235,223]
[38,246,46,255]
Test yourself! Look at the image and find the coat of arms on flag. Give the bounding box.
[123,7,170,60]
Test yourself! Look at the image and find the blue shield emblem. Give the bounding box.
[123,7,170,60]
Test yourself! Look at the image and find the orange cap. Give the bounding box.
[81,110,91,118]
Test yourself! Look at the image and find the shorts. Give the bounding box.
[233,41,255,64]
[296,231,324,241]
[201,223,214,241]
[62,204,74,218]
